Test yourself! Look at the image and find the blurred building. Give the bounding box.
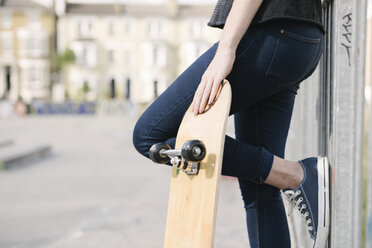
[56,0,220,103]
[0,0,56,103]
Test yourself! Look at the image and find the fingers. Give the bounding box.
[199,80,214,114]
[192,77,223,116]
[192,80,206,115]
[208,78,221,105]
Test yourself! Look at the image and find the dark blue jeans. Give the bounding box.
[132,19,324,248]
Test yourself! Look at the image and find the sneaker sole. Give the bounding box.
[314,156,330,248]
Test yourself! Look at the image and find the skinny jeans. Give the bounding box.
[132,18,324,247]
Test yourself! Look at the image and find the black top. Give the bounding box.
[207,0,326,34]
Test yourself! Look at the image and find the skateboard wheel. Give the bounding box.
[181,140,206,162]
[149,143,171,164]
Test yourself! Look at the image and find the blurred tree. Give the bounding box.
[82,80,90,94]
[82,80,90,101]
[52,48,76,72]
[51,48,75,101]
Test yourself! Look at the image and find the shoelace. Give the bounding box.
[283,189,313,232]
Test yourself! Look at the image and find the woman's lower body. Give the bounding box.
[133,18,324,247]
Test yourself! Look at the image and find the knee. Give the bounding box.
[132,118,150,157]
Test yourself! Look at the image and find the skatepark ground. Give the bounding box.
[0,115,250,248]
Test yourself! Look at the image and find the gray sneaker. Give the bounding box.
[283,156,330,248]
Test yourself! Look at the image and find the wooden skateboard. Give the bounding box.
[149,79,232,248]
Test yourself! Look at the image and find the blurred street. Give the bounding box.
[0,115,249,248]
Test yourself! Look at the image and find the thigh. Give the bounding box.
[133,23,268,149]
[133,41,218,149]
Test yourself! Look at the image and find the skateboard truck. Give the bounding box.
[149,140,206,175]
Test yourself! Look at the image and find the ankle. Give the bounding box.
[287,161,304,189]
[265,156,303,189]
[264,156,304,189]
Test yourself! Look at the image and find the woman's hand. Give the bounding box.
[192,46,236,115]
[191,0,263,115]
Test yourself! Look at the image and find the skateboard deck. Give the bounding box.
[164,79,232,248]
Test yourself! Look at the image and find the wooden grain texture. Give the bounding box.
[164,80,232,248]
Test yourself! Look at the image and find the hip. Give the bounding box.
[233,18,324,88]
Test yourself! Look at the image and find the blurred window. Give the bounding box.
[142,42,152,66]
[1,33,12,54]
[123,18,132,34]
[42,36,49,55]
[190,19,205,38]
[28,37,36,51]
[77,21,82,36]
[148,19,163,37]
[153,45,167,67]
[156,45,167,67]
[108,19,115,36]
[153,46,158,65]
[125,77,131,100]
[81,47,87,66]
[29,67,37,82]
[108,49,115,64]
[28,66,43,88]
[142,43,167,67]
[124,48,132,66]
[76,18,93,37]
[27,12,41,28]
[2,12,12,29]
[182,42,209,66]
[88,20,93,32]
[72,42,97,67]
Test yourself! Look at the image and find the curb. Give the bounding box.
[0,139,13,148]
[0,145,52,170]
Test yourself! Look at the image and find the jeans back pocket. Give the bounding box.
[266,29,321,88]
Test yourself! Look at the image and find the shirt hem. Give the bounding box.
[208,16,326,35]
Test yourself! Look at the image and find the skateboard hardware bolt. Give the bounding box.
[159,148,168,158]
[170,156,181,167]
[192,147,201,156]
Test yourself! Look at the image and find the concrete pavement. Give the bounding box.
[0,115,249,248]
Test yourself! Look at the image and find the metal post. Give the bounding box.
[367,99,372,248]
[366,5,372,248]
[285,0,367,247]
[326,0,367,247]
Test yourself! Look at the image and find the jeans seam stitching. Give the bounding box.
[259,150,267,184]
[283,30,321,43]
[144,94,194,148]
[255,103,266,184]
[255,185,260,247]
[265,36,282,80]
[296,39,323,83]
[254,104,261,246]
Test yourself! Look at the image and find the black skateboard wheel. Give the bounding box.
[181,140,206,162]
[149,143,171,164]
